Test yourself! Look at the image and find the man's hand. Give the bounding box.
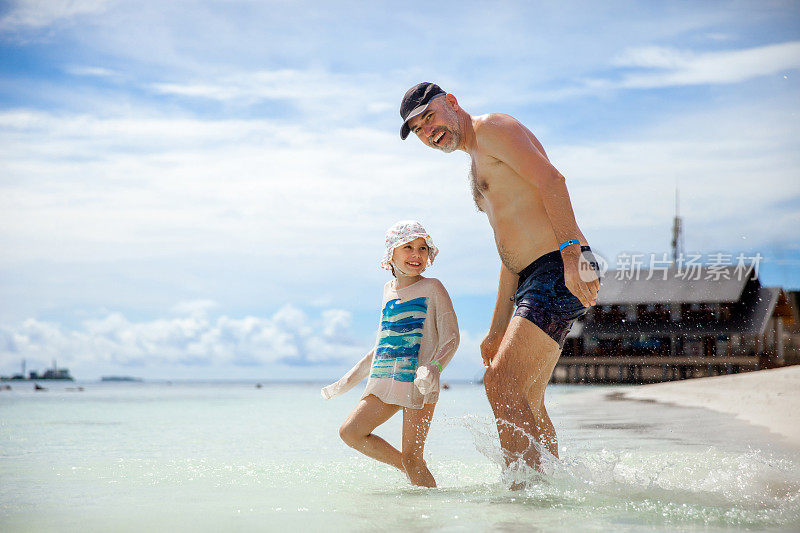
[562,249,599,307]
[480,332,503,368]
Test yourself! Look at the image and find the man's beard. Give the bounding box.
[431,126,460,153]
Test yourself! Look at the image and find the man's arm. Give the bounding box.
[480,261,517,368]
[480,116,599,307]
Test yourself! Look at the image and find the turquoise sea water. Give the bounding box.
[1,381,798,532]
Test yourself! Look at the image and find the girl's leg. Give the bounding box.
[401,403,437,488]
[339,394,403,470]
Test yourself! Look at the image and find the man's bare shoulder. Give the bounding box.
[473,112,522,135]
[473,112,549,166]
[472,113,533,158]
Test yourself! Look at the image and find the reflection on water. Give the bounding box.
[1,381,798,531]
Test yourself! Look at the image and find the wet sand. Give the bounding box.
[619,366,800,448]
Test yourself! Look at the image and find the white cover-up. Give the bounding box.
[321,277,459,408]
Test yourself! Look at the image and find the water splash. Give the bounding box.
[445,413,800,529]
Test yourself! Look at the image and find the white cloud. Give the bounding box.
[0,303,486,381]
[551,101,800,254]
[2,82,798,324]
[151,69,359,103]
[171,299,217,317]
[610,41,800,88]
[519,41,800,103]
[0,0,112,31]
[321,309,354,342]
[0,304,363,372]
[64,65,122,79]
[705,33,734,42]
[147,67,407,127]
[0,103,493,319]
[144,40,800,113]
[0,107,470,257]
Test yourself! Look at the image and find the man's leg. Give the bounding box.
[526,352,561,458]
[484,316,561,468]
[339,394,403,470]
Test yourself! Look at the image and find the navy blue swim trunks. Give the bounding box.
[512,245,601,349]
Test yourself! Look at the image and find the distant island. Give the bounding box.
[100,376,143,382]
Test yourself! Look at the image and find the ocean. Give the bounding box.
[1,381,798,532]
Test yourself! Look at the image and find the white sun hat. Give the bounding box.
[379,220,439,271]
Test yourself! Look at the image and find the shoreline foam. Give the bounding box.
[618,365,800,448]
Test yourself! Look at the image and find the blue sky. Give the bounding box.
[1,0,798,380]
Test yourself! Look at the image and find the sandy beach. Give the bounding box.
[620,366,800,448]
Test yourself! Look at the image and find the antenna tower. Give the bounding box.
[671,187,684,263]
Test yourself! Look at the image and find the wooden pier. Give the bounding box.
[552,356,760,384]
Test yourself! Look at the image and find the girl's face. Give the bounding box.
[391,237,430,276]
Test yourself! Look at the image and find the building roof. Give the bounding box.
[596,265,756,305]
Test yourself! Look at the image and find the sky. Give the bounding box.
[1,0,799,381]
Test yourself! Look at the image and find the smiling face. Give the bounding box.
[391,237,430,276]
[407,95,462,153]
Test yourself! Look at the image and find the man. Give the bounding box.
[400,82,601,471]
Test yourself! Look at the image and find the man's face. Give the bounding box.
[408,95,461,153]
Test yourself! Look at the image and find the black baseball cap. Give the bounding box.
[399,82,446,140]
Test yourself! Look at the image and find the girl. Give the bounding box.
[321,220,459,487]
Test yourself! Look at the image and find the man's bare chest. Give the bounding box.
[469,157,513,206]
[468,160,488,211]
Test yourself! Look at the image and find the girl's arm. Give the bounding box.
[428,281,461,371]
[321,346,375,400]
[432,306,459,371]
[414,283,459,395]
